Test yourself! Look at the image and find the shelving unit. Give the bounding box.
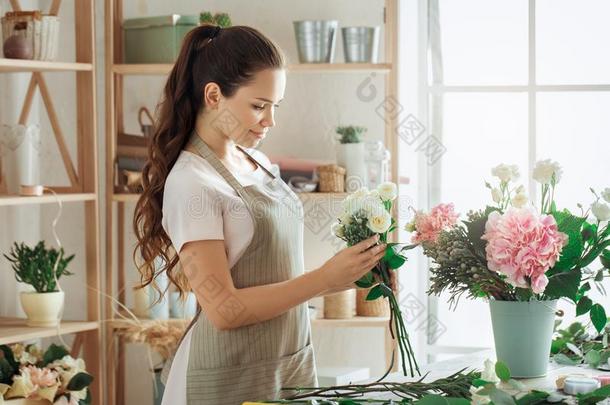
[0,1,102,404]
[105,1,399,404]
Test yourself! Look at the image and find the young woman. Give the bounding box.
[133,25,388,405]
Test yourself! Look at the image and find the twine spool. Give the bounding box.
[323,289,354,319]
[356,287,390,317]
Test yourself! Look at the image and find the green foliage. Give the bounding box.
[199,11,232,27]
[590,304,608,333]
[43,343,70,366]
[550,210,586,274]
[551,320,610,368]
[544,269,581,301]
[66,372,94,391]
[213,12,232,27]
[3,241,74,293]
[0,345,18,385]
[336,125,367,144]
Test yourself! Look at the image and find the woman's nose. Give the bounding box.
[261,107,275,128]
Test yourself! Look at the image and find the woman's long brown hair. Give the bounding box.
[133,25,285,300]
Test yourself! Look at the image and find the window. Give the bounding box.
[409,0,610,362]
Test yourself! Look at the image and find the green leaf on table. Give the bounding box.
[515,390,550,405]
[507,378,527,392]
[590,304,608,333]
[365,284,384,301]
[550,210,586,274]
[576,385,610,405]
[551,337,567,354]
[553,353,579,365]
[584,349,601,368]
[472,378,489,388]
[544,269,581,301]
[489,386,517,405]
[495,361,511,382]
[42,343,69,366]
[576,296,593,316]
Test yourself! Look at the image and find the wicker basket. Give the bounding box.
[356,287,390,317]
[317,164,346,192]
[1,11,60,61]
[323,289,354,319]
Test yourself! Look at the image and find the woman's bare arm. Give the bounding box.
[180,239,330,330]
[179,236,386,330]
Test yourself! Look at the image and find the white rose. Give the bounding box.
[331,222,345,238]
[491,188,503,203]
[533,159,562,185]
[339,212,352,225]
[491,164,519,183]
[481,359,500,383]
[367,210,392,234]
[602,188,610,203]
[591,201,610,222]
[346,195,386,217]
[377,182,397,201]
[511,192,528,208]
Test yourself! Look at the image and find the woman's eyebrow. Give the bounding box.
[255,97,283,104]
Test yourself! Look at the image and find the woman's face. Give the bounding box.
[217,68,286,148]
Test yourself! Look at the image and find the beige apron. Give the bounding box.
[161,134,318,404]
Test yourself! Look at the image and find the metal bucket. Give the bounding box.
[293,20,338,63]
[342,26,380,63]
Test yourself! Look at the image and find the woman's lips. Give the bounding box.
[250,130,266,139]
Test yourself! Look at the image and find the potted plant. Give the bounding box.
[335,125,368,192]
[3,241,74,327]
[405,161,609,378]
[199,11,232,27]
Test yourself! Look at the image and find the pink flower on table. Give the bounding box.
[23,365,58,388]
[411,203,459,244]
[482,207,568,293]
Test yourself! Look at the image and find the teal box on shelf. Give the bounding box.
[123,14,199,63]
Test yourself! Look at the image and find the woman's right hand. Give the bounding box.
[317,235,387,289]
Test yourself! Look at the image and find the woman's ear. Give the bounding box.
[203,82,222,109]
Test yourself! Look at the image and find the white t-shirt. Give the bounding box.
[162,147,278,258]
[160,147,278,405]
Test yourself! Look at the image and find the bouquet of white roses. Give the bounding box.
[332,182,420,377]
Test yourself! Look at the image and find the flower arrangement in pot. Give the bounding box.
[3,241,74,327]
[0,342,93,403]
[405,160,610,378]
[335,125,368,192]
[331,182,420,377]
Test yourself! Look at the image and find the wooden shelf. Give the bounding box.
[0,58,93,73]
[108,316,191,330]
[112,191,347,203]
[311,316,390,328]
[113,63,392,76]
[0,317,99,345]
[0,193,96,207]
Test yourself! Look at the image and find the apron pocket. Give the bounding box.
[187,343,316,403]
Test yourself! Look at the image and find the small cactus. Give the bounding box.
[336,125,367,144]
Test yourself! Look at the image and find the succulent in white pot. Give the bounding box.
[3,241,74,327]
[335,125,368,192]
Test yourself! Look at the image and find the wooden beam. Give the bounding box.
[18,74,38,125]
[9,0,21,12]
[49,0,62,16]
[70,333,84,358]
[35,73,80,188]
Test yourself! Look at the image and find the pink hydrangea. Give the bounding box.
[411,203,459,244]
[482,207,568,293]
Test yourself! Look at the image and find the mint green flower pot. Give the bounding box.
[489,299,558,378]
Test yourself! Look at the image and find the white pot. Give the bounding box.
[336,143,367,192]
[19,291,64,327]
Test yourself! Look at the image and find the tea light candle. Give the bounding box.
[563,376,600,395]
[594,375,610,387]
